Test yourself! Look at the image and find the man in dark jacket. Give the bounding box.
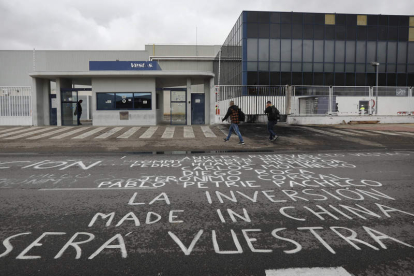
[75,100,83,125]
[264,101,279,141]
[222,101,245,145]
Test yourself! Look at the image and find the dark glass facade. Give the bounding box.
[214,11,414,87]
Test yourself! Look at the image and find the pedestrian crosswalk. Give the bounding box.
[0,125,412,141]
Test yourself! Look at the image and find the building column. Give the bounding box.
[31,78,51,126]
[208,78,216,125]
[186,78,192,125]
[56,78,72,126]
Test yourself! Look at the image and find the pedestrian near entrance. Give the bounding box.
[222,101,245,145]
[74,100,83,125]
[265,101,279,141]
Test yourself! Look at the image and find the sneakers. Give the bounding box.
[271,136,279,141]
[238,141,245,145]
[223,138,228,142]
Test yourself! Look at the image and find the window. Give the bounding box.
[97,92,152,110]
[325,14,335,25]
[410,28,414,41]
[410,17,414,27]
[357,15,367,26]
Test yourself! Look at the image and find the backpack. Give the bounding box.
[238,109,246,122]
[269,106,280,121]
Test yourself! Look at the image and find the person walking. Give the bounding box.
[74,99,83,125]
[222,101,245,145]
[264,101,279,141]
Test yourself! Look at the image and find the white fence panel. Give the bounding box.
[0,87,32,125]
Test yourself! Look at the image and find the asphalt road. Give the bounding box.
[0,150,413,276]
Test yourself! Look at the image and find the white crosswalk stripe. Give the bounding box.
[72,127,106,139]
[95,127,124,139]
[50,127,90,139]
[117,127,140,139]
[0,127,39,138]
[369,130,401,136]
[345,129,379,135]
[4,128,54,140]
[184,126,195,138]
[0,127,24,134]
[396,131,414,136]
[299,127,342,136]
[140,127,158,139]
[28,127,74,140]
[266,267,352,276]
[216,125,229,136]
[201,126,217,137]
[328,129,362,136]
[161,127,175,138]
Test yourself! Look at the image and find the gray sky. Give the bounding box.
[0,0,413,50]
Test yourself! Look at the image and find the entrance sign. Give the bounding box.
[89,61,162,71]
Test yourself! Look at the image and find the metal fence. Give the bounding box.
[0,87,32,125]
[216,85,287,122]
[216,85,414,118]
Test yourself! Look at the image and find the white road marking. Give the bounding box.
[0,127,40,138]
[0,127,24,134]
[299,127,342,136]
[162,127,175,139]
[184,126,195,138]
[95,127,124,139]
[217,125,229,136]
[72,127,107,139]
[39,187,157,191]
[265,266,352,276]
[27,127,74,140]
[370,130,400,136]
[396,132,414,136]
[4,128,54,140]
[140,127,158,139]
[201,126,217,137]
[117,127,140,139]
[50,127,90,139]
[345,129,379,135]
[329,129,362,136]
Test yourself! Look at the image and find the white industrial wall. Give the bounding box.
[92,78,157,126]
[145,45,221,57]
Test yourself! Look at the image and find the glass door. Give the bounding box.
[170,90,186,125]
[61,90,78,126]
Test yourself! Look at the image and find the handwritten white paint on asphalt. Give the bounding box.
[27,127,74,140]
[0,127,40,138]
[184,126,195,138]
[140,127,158,139]
[39,187,157,191]
[201,126,217,138]
[95,127,124,139]
[162,127,175,139]
[50,127,90,139]
[216,125,229,136]
[329,129,362,136]
[345,129,379,135]
[72,127,107,139]
[0,127,24,134]
[298,127,342,136]
[4,128,54,140]
[265,267,352,276]
[370,130,400,136]
[117,127,140,139]
[396,132,414,136]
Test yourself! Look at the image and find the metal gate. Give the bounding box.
[0,87,32,125]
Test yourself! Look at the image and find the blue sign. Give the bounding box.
[89,61,162,71]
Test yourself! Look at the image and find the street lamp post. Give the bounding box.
[371,62,380,115]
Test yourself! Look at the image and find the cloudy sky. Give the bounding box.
[0,0,413,50]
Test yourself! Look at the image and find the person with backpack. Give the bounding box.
[222,101,245,145]
[265,101,279,141]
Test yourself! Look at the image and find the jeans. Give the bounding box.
[267,120,276,139]
[226,123,244,142]
[77,112,82,125]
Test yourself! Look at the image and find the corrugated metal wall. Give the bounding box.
[0,51,33,86]
[145,45,221,57]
